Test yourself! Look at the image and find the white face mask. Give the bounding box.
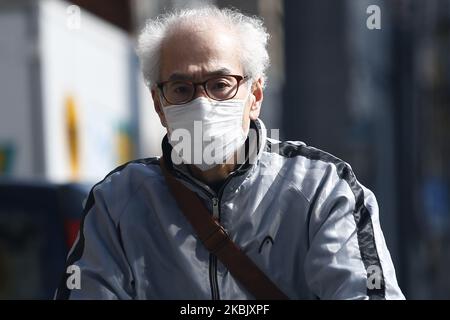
[162,94,250,171]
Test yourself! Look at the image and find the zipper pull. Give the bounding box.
[212,197,219,219]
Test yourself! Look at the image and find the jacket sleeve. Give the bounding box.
[54,182,135,300]
[304,165,405,300]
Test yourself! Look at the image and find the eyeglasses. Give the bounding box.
[157,75,249,105]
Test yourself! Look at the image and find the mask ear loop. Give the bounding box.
[158,89,176,139]
[233,82,255,168]
[240,79,255,136]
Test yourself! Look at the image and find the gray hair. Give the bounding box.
[136,6,270,87]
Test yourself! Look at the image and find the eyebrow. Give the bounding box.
[167,68,233,81]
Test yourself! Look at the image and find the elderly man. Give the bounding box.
[55,6,404,300]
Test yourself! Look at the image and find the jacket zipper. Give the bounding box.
[210,197,220,300]
[209,173,240,301]
[172,166,242,300]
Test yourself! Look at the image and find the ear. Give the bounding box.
[249,78,263,120]
[151,87,168,128]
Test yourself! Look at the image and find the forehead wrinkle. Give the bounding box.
[167,67,234,81]
[160,52,241,83]
[160,21,242,82]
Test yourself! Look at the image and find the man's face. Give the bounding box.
[151,22,263,133]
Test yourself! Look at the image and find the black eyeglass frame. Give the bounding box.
[156,74,249,105]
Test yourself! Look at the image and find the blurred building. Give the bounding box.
[283,0,450,299]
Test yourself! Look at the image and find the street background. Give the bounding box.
[0,0,449,299]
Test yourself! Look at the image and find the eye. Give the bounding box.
[173,84,191,94]
[210,79,232,91]
[166,82,192,95]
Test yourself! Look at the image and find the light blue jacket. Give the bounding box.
[55,119,404,300]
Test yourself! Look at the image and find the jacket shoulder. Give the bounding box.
[265,138,352,174]
[264,139,359,201]
[266,139,344,165]
[87,157,162,222]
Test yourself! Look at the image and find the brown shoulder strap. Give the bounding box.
[160,157,289,300]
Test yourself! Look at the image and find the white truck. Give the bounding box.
[0,0,164,183]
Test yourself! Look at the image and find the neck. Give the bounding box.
[187,139,250,186]
[188,161,237,186]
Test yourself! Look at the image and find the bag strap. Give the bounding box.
[160,157,289,300]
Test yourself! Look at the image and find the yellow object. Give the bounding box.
[65,95,79,180]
